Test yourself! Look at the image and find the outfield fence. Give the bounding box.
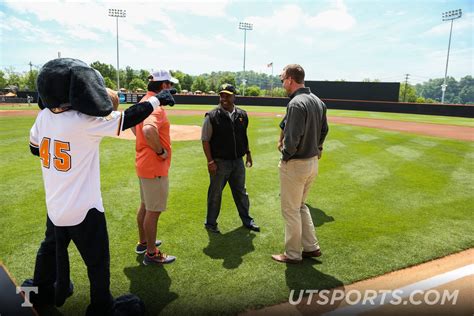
[10,91,474,118]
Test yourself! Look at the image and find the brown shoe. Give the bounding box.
[302,249,322,258]
[271,254,302,264]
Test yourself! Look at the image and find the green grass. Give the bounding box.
[168,105,474,127]
[0,113,473,315]
[165,105,474,127]
[0,103,38,110]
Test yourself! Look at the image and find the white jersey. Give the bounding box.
[29,109,124,226]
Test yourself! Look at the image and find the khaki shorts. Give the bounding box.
[139,176,169,212]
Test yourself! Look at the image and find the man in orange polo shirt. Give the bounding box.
[134,69,178,265]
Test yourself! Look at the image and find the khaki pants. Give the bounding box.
[279,157,320,260]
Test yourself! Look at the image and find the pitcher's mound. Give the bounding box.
[119,125,201,141]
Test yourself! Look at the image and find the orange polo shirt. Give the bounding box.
[135,92,171,178]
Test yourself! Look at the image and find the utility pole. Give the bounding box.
[403,73,410,102]
[28,61,33,73]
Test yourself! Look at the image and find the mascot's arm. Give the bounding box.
[121,90,175,130]
[29,123,40,156]
[122,96,159,130]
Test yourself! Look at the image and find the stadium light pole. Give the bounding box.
[440,9,462,104]
[108,8,126,91]
[239,22,253,96]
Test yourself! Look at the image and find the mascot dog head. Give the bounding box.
[37,58,113,117]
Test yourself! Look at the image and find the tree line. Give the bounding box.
[0,62,472,104]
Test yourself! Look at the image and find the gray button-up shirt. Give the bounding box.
[281,87,329,161]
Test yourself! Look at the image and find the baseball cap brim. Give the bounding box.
[219,90,234,95]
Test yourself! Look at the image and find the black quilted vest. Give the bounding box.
[207,107,249,160]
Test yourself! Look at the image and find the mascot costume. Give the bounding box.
[23,58,175,315]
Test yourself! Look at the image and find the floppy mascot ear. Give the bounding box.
[69,66,113,117]
[36,58,81,109]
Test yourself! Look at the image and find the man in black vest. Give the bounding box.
[201,84,260,234]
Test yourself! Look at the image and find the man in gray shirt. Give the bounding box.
[272,64,329,264]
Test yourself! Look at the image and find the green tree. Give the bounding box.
[170,70,186,92]
[5,67,23,90]
[24,69,39,91]
[399,83,417,102]
[245,85,261,96]
[128,78,147,92]
[362,78,381,82]
[139,69,150,82]
[0,70,8,89]
[192,76,208,92]
[206,76,218,92]
[183,74,194,91]
[218,74,236,87]
[125,66,135,89]
[260,89,269,96]
[415,77,461,103]
[104,77,117,90]
[271,87,287,97]
[90,61,115,80]
[459,76,474,104]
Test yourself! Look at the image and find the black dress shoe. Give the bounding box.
[244,224,260,232]
[205,224,220,234]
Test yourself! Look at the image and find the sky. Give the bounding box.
[0,0,472,84]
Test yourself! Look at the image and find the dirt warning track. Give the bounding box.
[243,248,473,316]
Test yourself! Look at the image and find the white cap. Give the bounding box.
[149,69,179,84]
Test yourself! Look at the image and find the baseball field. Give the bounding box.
[0,104,473,315]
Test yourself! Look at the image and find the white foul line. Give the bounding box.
[323,264,474,316]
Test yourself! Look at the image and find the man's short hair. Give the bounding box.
[147,80,165,92]
[283,64,305,84]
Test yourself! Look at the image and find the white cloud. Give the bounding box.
[160,0,231,17]
[65,25,101,41]
[2,1,173,43]
[251,4,305,33]
[245,1,356,34]
[214,34,241,49]
[2,15,63,44]
[305,8,356,31]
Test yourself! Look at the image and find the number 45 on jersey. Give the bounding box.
[39,137,71,172]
